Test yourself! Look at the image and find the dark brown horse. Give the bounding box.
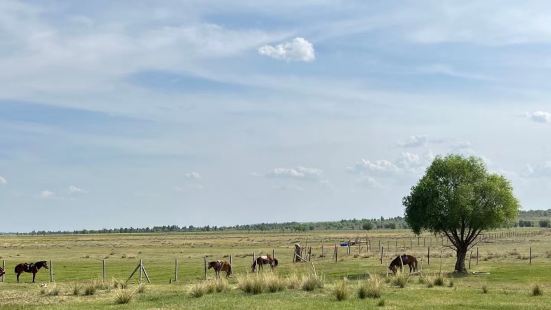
[0,266,5,278]
[208,260,232,278]
[15,261,48,283]
[251,255,278,272]
[389,255,417,274]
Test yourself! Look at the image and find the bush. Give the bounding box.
[70,283,81,296]
[238,275,264,295]
[532,284,543,296]
[286,274,301,289]
[301,274,324,291]
[334,280,349,301]
[189,282,207,298]
[358,276,382,299]
[84,285,96,296]
[114,289,134,304]
[433,275,445,286]
[391,271,409,288]
[214,278,229,293]
[264,273,286,293]
[539,220,550,228]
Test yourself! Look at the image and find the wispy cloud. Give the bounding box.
[526,111,551,123]
[0,176,6,185]
[398,135,428,148]
[258,37,315,62]
[266,166,323,181]
[68,185,87,194]
[40,190,55,199]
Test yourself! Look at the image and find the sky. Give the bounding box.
[1,1,551,232]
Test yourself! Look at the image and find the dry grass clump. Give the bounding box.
[137,283,147,294]
[112,278,127,289]
[482,285,488,294]
[40,285,60,296]
[286,273,301,289]
[532,284,543,296]
[84,284,97,296]
[301,273,324,291]
[433,274,445,286]
[334,280,349,301]
[391,271,409,288]
[377,299,386,307]
[214,278,229,293]
[358,275,382,299]
[114,289,134,304]
[238,274,265,294]
[189,282,208,298]
[70,283,81,296]
[263,273,286,293]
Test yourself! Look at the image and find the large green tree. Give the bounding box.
[403,155,519,273]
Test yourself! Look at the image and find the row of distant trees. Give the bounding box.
[11,212,549,235]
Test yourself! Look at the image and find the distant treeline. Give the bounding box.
[14,210,551,235]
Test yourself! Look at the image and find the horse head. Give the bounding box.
[272,258,279,267]
[38,261,48,269]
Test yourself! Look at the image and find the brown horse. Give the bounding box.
[251,255,278,272]
[0,266,5,278]
[389,255,418,274]
[208,260,232,278]
[15,261,48,283]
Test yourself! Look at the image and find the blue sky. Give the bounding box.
[1,1,551,232]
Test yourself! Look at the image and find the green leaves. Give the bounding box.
[403,154,519,237]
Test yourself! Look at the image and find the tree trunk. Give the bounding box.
[454,245,468,273]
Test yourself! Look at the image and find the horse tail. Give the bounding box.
[251,260,256,272]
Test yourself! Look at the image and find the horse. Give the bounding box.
[251,255,278,272]
[389,255,418,274]
[208,260,232,278]
[14,261,48,283]
[0,266,5,278]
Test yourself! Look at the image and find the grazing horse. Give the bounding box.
[208,260,232,278]
[0,266,5,278]
[251,255,278,272]
[389,255,417,274]
[15,261,48,283]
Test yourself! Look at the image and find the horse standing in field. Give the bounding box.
[14,261,48,283]
[208,260,232,278]
[389,255,418,274]
[251,255,278,272]
[0,266,5,278]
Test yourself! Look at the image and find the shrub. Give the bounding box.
[358,276,382,299]
[482,285,488,294]
[84,285,96,296]
[137,284,146,294]
[301,274,324,291]
[334,280,349,301]
[377,299,386,307]
[238,275,264,295]
[532,284,543,296]
[433,274,445,286]
[114,289,134,304]
[391,271,408,288]
[286,273,301,289]
[70,283,81,296]
[264,273,286,293]
[189,282,207,298]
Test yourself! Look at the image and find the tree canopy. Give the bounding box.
[403,154,519,272]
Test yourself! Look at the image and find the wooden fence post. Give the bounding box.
[347,240,351,255]
[273,249,275,259]
[427,247,430,265]
[49,260,53,282]
[308,247,312,261]
[174,258,179,283]
[102,259,106,282]
[469,251,472,269]
[476,247,479,265]
[321,244,324,258]
[253,252,256,272]
[230,255,233,265]
[139,259,143,284]
[334,244,338,263]
[529,247,532,265]
[204,256,207,280]
[380,246,384,264]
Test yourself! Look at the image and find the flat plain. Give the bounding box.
[1,229,550,309]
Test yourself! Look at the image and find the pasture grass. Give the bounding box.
[1,229,551,309]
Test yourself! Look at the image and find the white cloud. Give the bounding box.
[348,152,433,176]
[40,190,55,199]
[347,159,399,175]
[184,172,201,179]
[398,135,428,148]
[266,166,323,181]
[68,185,86,194]
[526,111,551,123]
[258,37,315,62]
[0,176,6,185]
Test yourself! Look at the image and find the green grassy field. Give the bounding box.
[1,229,550,309]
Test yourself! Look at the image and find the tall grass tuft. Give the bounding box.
[189,282,207,298]
[391,271,409,288]
[114,289,134,304]
[433,274,445,286]
[301,274,324,291]
[70,283,81,296]
[238,274,264,295]
[532,284,543,296]
[112,278,127,289]
[84,284,96,296]
[263,273,286,293]
[377,299,386,307]
[286,273,301,289]
[137,283,147,294]
[334,280,349,301]
[482,285,488,294]
[358,275,382,299]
